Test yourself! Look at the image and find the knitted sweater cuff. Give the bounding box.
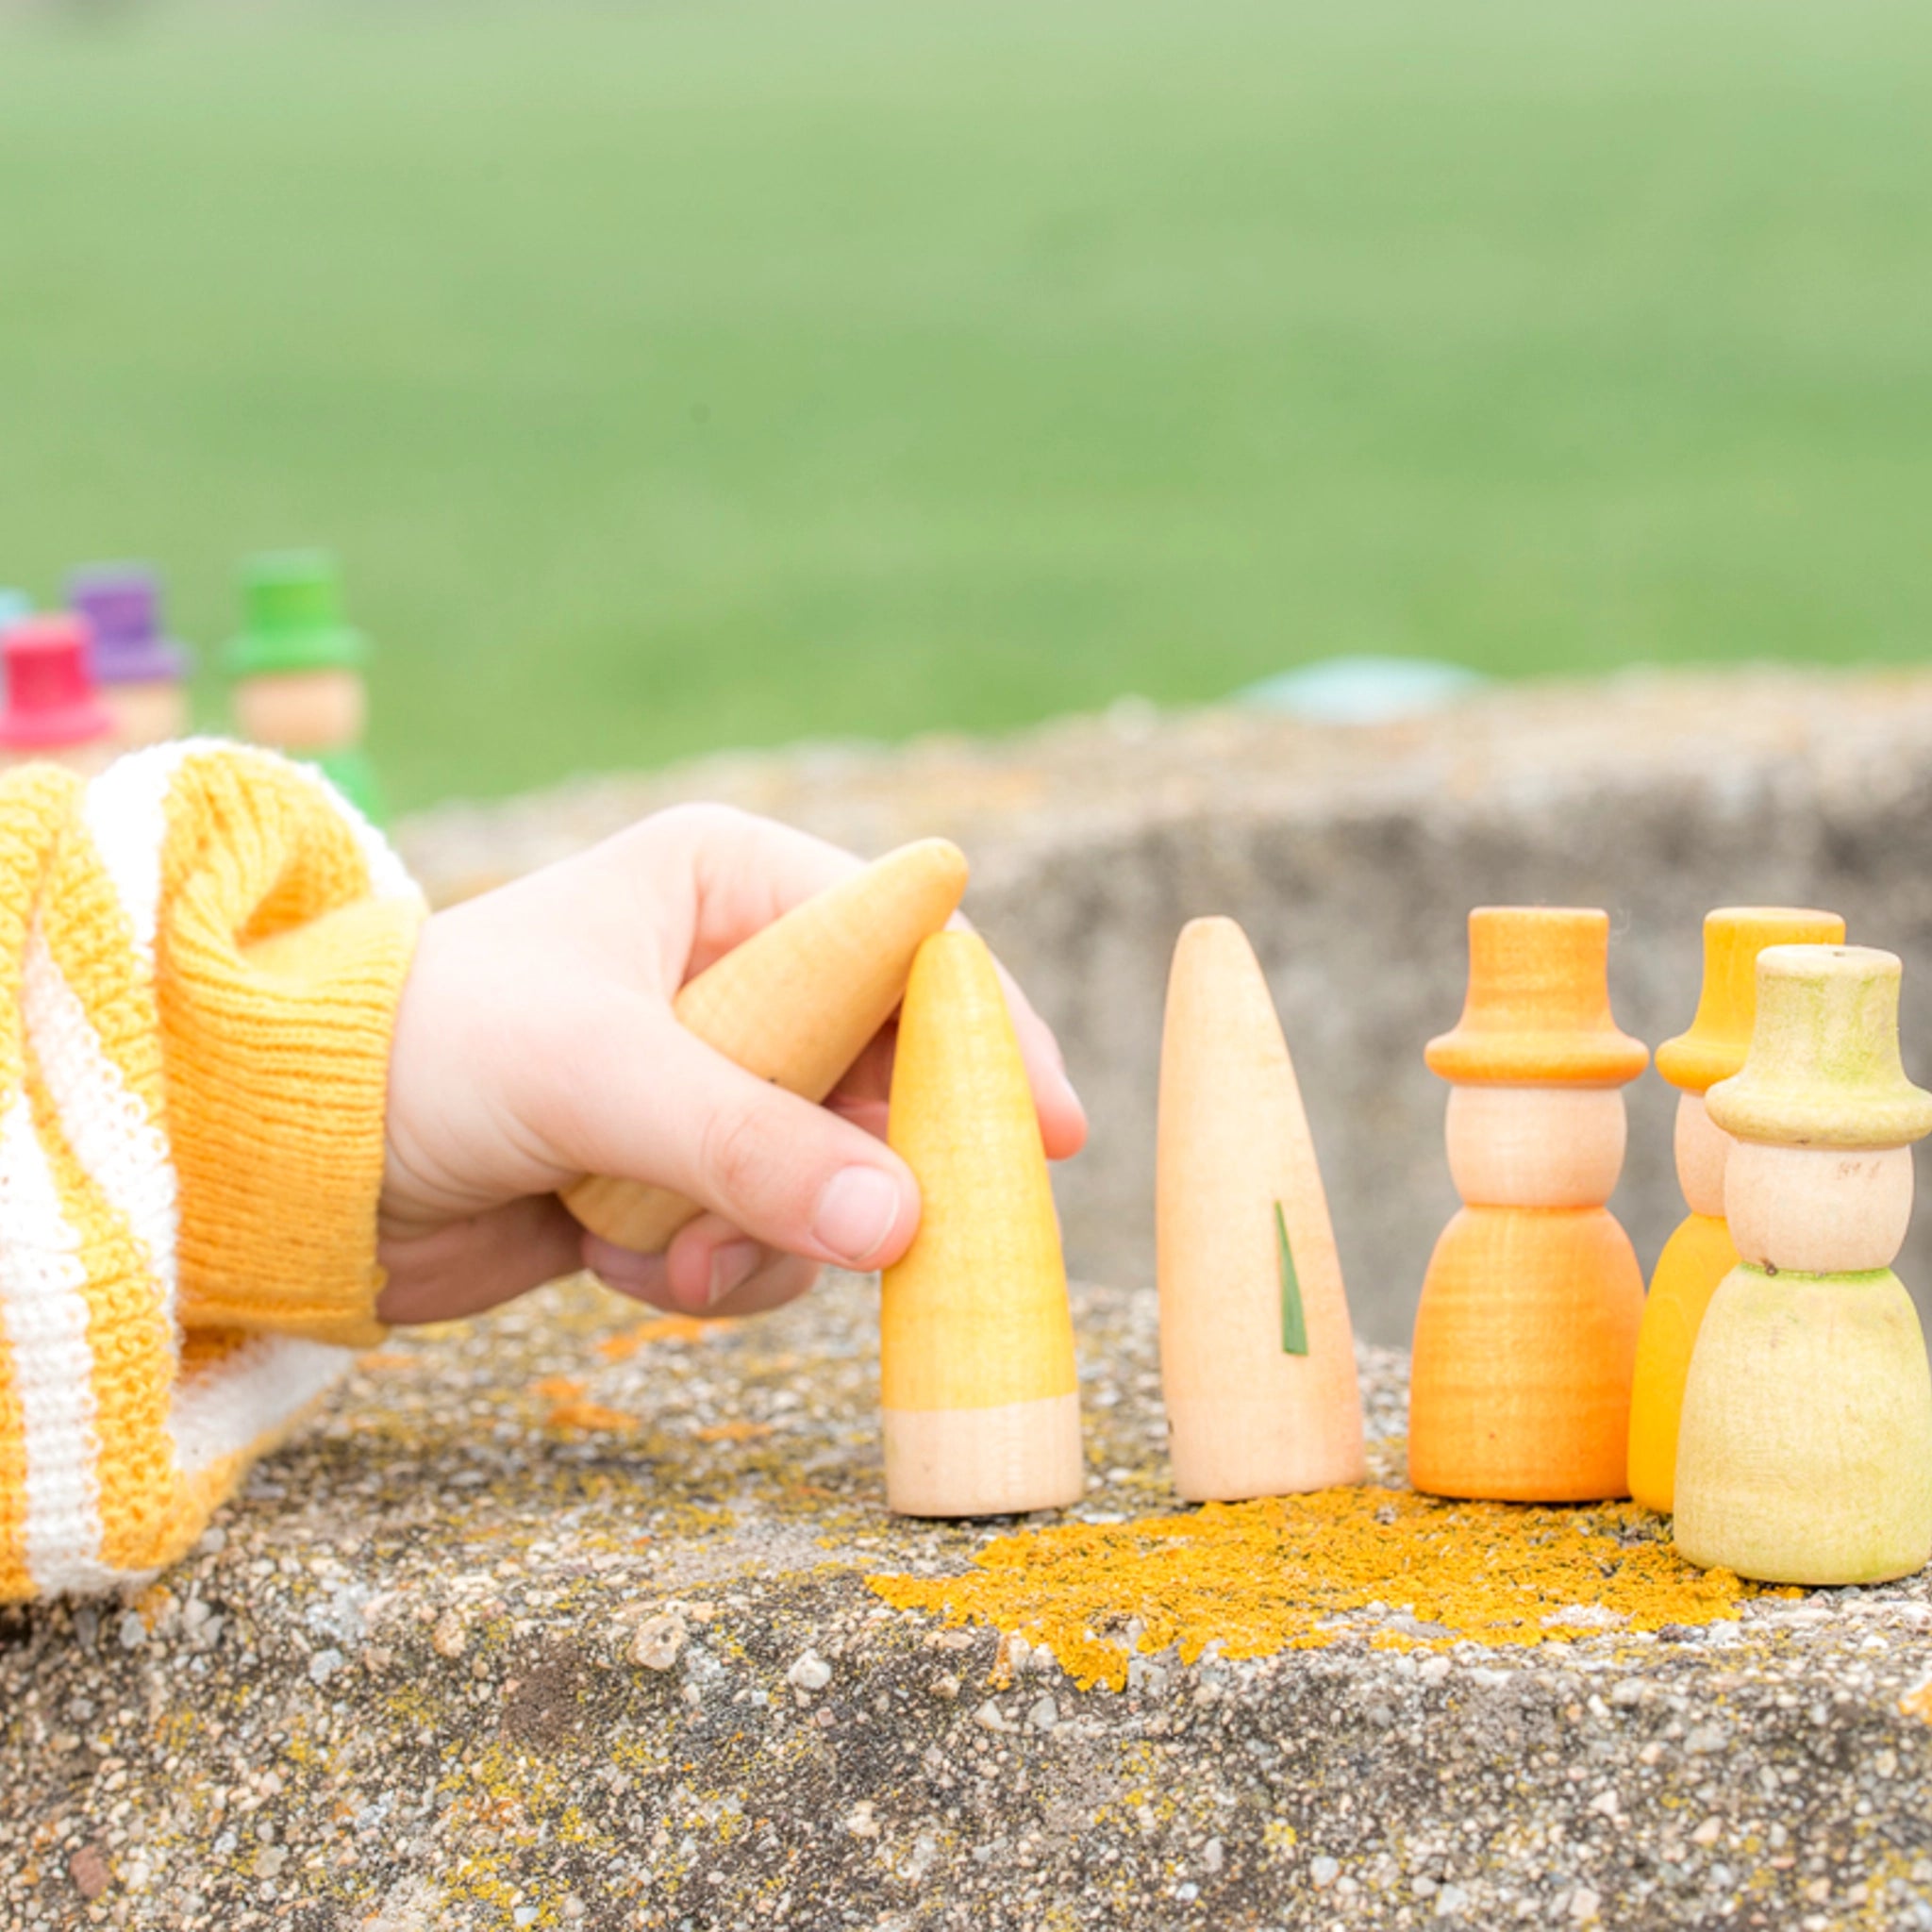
[151,756,425,1347]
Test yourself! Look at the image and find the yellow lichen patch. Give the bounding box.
[356,1349,419,1373]
[596,1315,737,1359]
[529,1376,639,1434]
[869,1485,1783,1691]
[691,1420,774,1444]
[1900,1678,1932,1724]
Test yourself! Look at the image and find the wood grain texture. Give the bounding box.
[881,1392,1083,1519]
[1156,917,1366,1503]
[1424,908,1647,1089]
[1672,1091,1731,1220]
[1626,1209,1739,1514]
[1674,1264,1932,1584]
[564,838,968,1249]
[1407,1206,1643,1502]
[1653,907,1845,1095]
[1724,1142,1915,1275]
[1442,1085,1625,1208]
[880,931,1080,1516]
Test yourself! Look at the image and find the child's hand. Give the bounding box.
[375,806,1086,1326]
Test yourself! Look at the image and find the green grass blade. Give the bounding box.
[1275,1201,1309,1357]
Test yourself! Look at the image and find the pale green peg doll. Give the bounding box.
[1675,945,1932,1586]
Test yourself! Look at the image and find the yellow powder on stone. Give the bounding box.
[869,1486,1786,1691]
[528,1375,638,1434]
[596,1315,738,1359]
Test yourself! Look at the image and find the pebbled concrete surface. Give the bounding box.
[5,1270,1932,1930]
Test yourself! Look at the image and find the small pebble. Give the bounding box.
[787,1650,833,1693]
[629,1614,687,1672]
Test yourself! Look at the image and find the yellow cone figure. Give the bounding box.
[880,932,1082,1517]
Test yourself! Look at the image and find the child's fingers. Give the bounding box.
[553,1001,923,1274]
[376,1196,587,1324]
[658,805,869,979]
[976,938,1089,1161]
[584,1228,819,1320]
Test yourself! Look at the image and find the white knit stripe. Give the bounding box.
[0,1091,118,1595]
[169,1335,356,1479]
[84,743,422,970]
[21,925,179,1325]
[79,739,212,963]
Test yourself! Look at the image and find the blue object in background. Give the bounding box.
[1233,655,1488,725]
[0,590,30,638]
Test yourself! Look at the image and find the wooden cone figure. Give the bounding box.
[1157,917,1365,1500]
[1408,908,1648,1501]
[1674,945,1932,1584]
[565,840,969,1251]
[1627,907,1844,1513]
[880,931,1082,1516]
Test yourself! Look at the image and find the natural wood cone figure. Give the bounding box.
[880,931,1082,1516]
[1626,907,1844,1513]
[564,839,970,1249]
[1157,917,1366,1500]
[1675,945,1932,1585]
[1408,908,1648,1502]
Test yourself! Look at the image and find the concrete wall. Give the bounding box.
[974,705,1932,1344]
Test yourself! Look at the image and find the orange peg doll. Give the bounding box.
[1626,907,1843,1514]
[1408,908,1648,1502]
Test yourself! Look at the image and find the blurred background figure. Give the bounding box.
[2,0,1927,810]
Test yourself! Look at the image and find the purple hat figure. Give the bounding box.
[68,564,193,747]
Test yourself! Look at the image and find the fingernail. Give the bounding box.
[706,1240,761,1308]
[813,1166,903,1267]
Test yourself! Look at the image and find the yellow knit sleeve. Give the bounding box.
[0,742,425,1600]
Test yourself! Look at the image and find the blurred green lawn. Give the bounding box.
[2,0,1930,808]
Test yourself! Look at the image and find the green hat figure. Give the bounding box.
[1674,945,1932,1585]
[226,551,385,824]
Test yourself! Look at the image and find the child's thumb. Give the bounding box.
[572,1012,923,1272]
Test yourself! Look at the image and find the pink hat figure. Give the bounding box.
[0,615,118,778]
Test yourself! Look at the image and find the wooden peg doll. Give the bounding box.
[69,565,192,749]
[1626,907,1844,1513]
[1408,907,1648,1502]
[0,615,118,779]
[880,931,1082,1517]
[564,839,969,1251]
[1157,916,1366,1500]
[1674,945,1932,1585]
[226,552,385,822]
